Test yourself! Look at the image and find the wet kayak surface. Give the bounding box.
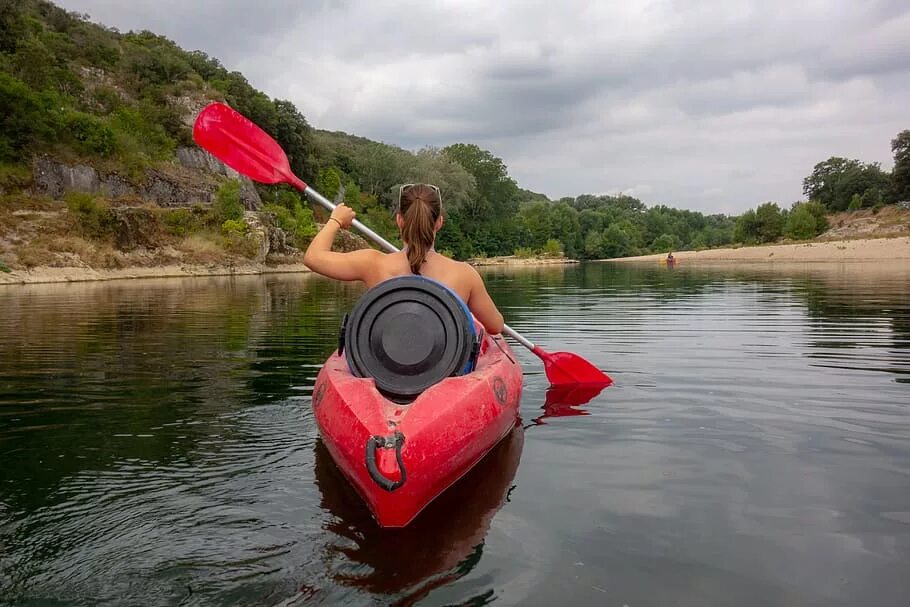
[1,262,909,606]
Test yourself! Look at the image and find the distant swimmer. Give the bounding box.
[666,252,676,267]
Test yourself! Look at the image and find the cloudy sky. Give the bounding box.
[58,0,909,213]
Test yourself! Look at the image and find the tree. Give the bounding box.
[734,209,759,244]
[802,157,891,211]
[443,143,519,221]
[651,233,680,253]
[754,202,784,243]
[892,130,910,202]
[802,200,829,234]
[315,167,342,202]
[602,223,633,258]
[784,204,817,240]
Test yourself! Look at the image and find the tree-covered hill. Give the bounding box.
[1,0,907,276]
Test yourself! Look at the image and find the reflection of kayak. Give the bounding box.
[313,330,523,528]
[316,425,525,595]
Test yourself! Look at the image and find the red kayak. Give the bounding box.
[312,331,523,527]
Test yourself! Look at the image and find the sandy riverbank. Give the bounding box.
[468,255,579,266]
[0,263,312,286]
[609,236,910,264]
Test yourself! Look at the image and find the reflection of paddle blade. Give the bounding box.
[530,384,609,426]
[545,383,609,408]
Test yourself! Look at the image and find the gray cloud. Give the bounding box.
[58,0,910,213]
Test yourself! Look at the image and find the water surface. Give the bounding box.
[1,263,908,606]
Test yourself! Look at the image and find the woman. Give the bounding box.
[303,183,504,334]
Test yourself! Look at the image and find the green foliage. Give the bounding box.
[514,247,535,258]
[784,204,817,240]
[0,162,32,189]
[162,208,204,236]
[220,222,259,257]
[650,233,679,253]
[0,259,10,273]
[220,219,248,236]
[802,200,829,234]
[213,180,244,222]
[754,202,784,242]
[444,143,519,222]
[109,106,176,161]
[734,203,785,244]
[734,209,759,245]
[847,194,863,211]
[803,157,892,211]
[64,111,115,156]
[263,198,317,247]
[602,222,634,258]
[0,71,60,160]
[65,190,112,238]
[315,166,342,201]
[542,238,563,257]
[892,130,910,202]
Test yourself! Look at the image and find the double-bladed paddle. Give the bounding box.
[193,102,612,387]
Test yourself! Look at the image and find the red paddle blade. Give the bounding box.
[531,346,613,387]
[192,102,306,189]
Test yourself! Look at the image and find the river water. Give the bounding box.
[1,262,908,606]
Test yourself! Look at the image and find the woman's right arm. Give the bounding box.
[466,265,504,335]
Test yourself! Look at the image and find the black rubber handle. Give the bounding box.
[365,432,406,492]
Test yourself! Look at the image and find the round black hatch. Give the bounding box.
[345,276,476,401]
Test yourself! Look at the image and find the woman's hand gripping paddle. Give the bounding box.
[193,102,613,388]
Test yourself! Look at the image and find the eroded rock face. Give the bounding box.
[33,157,100,199]
[111,207,164,251]
[31,153,261,210]
[243,211,271,263]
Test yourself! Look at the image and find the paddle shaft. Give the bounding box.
[289,176,533,347]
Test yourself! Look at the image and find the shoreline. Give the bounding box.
[0,256,579,286]
[468,256,579,267]
[5,236,908,285]
[607,236,910,264]
[0,263,312,286]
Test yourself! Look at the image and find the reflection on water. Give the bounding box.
[1,264,909,606]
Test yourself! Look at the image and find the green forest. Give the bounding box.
[2,0,909,265]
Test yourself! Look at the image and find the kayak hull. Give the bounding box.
[313,334,523,527]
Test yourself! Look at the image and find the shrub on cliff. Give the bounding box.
[65,191,113,239]
[213,179,244,223]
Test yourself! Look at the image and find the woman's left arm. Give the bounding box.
[303,203,380,283]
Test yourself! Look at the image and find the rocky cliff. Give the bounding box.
[32,148,261,209]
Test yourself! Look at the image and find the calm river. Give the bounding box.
[1,262,908,606]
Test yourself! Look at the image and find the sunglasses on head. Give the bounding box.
[397,183,442,209]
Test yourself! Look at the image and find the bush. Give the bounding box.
[0,259,11,273]
[514,247,535,258]
[109,106,176,161]
[263,198,317,247]
[64,111,115,157]
[784,204,817,240]
[0,163,32,190]
[803,200,829,234]
[162,208,204,236]
[221,219,248,235]
[847,194,863,211]
[542,238,563,257]
[65,191,113,238]
[213,180,244,222]
[0,72,61,160]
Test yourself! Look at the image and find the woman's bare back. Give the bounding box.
[367,251,503,334]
